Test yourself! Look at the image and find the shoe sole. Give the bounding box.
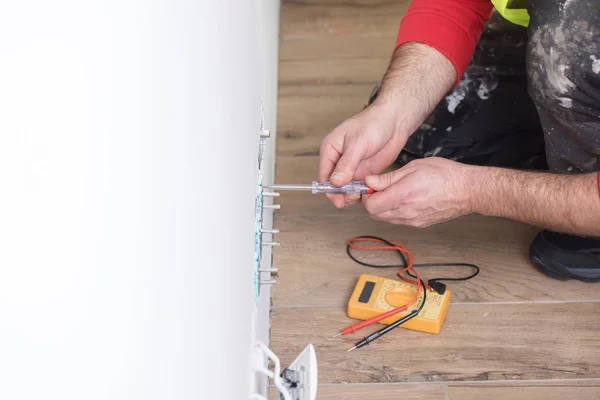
[530,247,600,283]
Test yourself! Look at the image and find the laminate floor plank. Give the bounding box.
[447,381,600,400]
[279,58,387,86]
[272,381,600,400]
[271,213,600,306]
[316,383,445,399]
[276,86,373,157]
[281,0,409,38]
[280,36,394,61]
[270,303,600,384]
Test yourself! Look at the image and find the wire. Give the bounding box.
[339,236,425,335]
[339,235,480,336]
[346,235,480,285]
[347,236,428,291]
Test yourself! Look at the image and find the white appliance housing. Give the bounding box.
[0,1,287,399]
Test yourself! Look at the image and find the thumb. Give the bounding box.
[365,168,411,191]
[329,142,365,185]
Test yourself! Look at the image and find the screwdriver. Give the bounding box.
[264,180,375,195]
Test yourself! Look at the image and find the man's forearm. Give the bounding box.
[469,167,600,236]
[372,42,456,139]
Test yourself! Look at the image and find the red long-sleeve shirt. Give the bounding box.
[395,0,494,85]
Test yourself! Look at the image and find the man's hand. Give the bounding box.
[363,158,600,236]
[318,102,408,209]
[317,42,457,209]
[362,158,472,227]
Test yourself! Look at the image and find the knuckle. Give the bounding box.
[348,134,369,151]
[320,138,335,153]
[406,159,423,169]
[319,139,335,157]
[405,211,419,220]
[382,173,394,185]
[319,140,328,154]
[337,157,355,169]
[398,206,420,220]
[390,206,409,219]
[321,132,334,145]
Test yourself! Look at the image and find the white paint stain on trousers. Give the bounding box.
[557,96,573,108]
[591,55,600,74]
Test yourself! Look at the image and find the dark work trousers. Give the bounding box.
[370,1,600,175]
[527,0,600,173]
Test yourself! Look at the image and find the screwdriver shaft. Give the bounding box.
[264,184,313,191]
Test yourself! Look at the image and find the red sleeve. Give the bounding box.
[395,0,494,86]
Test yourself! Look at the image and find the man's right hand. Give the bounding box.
[318,102,408,209]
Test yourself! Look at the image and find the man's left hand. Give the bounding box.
[362,158,473,228]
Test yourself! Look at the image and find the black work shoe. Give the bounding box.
[529,230,600,282]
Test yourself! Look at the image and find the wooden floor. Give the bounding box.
[271,1,600,398]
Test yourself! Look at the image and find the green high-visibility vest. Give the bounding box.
[491,0,530,27]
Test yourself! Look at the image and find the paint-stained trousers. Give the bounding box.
[373,0,600,175]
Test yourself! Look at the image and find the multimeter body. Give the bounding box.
[347,274,451,334]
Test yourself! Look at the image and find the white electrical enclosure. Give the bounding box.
[0,1,284,399]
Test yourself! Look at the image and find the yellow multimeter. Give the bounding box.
[347,274,452,334]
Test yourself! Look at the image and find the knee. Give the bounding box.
[526,2,600,118]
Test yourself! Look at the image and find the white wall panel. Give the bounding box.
[0,1,279,399]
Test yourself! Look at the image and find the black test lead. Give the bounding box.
[347,311,418,352]
[347,279,427,352]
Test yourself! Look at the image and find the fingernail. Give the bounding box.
[331,172,344,182]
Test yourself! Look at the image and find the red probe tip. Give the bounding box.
[367,188,375,194]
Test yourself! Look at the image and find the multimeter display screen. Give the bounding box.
[358,281,376,303]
